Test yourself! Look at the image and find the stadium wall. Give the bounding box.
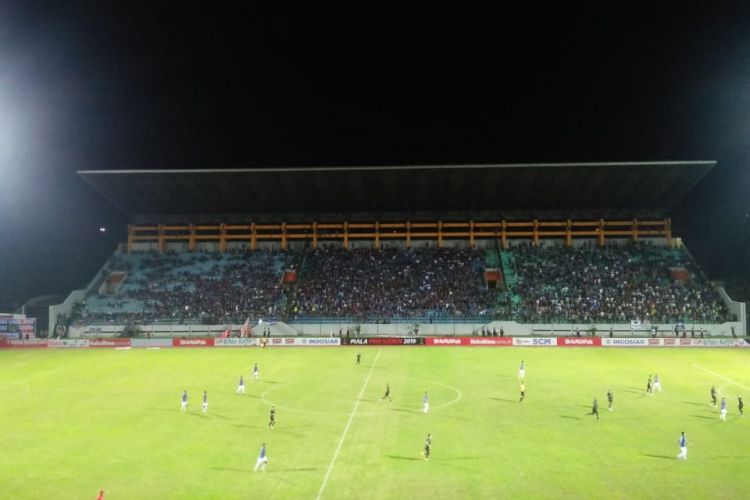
[64,320,743,339]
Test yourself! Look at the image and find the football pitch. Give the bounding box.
[1,346,748,499]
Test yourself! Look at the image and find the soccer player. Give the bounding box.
[423,433,432,461]
[356,352,361,365]
[646,375,653,395]
[739,396,744,417]
[720,397,727,421]
[268,405,276,429]
[677,431,687,460]
[96,490,105,500]
[380,383,392,402]
[254,443,268,472]
[253,362,260,381]
[202,390,208,413]
[423,391,430,413]
[591,398,599,421]
[710,385,717,407]
[181,390,188,412]
[653,374,662,392]
[607,389,614,411]
[518,360,525,380]
[519,381,526,402]
[236,375,245,394]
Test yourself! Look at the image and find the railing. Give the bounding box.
[127,218,672,252]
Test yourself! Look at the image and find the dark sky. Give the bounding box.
[1,2,750,308]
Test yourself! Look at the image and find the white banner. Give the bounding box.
[512,337,557,346]
[267,337,341,347]
[602,338,649,347]
[47,339,90,348]
[214,338,258,347]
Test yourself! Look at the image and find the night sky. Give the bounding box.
[1,3,749,309]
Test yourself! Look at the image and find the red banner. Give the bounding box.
[89,338,132,348]
[557,337,601,346]
[3,339,48,348]
[172,338,215,347]
[426,337,513,346]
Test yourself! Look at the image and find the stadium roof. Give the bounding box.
[79,161,715,222]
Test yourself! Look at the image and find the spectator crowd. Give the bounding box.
[506,242,731,324]
[81,242,733,326]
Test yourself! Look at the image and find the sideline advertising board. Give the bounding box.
[512,337,557,346]
[557,337,601,347]
[215,338,258,347]
[89,338,132,348]
[344,337,423,346]
[602,338,650,347]
[3,339,48,348]
[48,339,90,348]
[172,338,215,347]
[426,337,513,346]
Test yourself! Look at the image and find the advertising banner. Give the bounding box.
[4,339,47,348]
[602,338,650,347]
[89,339,132,348]
[172,338,215,347]
[131,338,173,348]
[48,339,90,348]
[513,337,557,346]
[344,337,423,346]
[557,337,601,347]
[426,337,513,346]
[215,338,258,347]
[298,337,342,346]
[0,318,36,339]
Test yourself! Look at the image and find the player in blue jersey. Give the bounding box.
[607,389,614,411]
[591,398,599,421]
[268,405,276,429]
[677,431,687,460]
[518,360,525,380]
[202,390,208,413]
[181,390,188,412]
[254,443,268,472]
[236,375,245,394]
[423,433,432,461]
[739,396,744,417]
[423,391,430,413]
[380,383,392,402]
[710,385,717,407]
[720,397,727,421]
[252,362,260,381]
[653,374,662,392]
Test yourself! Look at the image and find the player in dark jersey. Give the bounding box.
[268,405,276,429]
[423,433,432,461]
[519,381,526,402]
[380,383,392,402]
[607,389,614,411]
[739,396,744,417]
[710,385,717,407]
[356,352,361,365]
[646,375,653,395]
[591,398,600,421]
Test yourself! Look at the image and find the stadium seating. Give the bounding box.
[80,242,732,325]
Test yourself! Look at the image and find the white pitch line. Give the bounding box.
[316,348,382,500]
[430,381,463,410]
[693,364,750,392]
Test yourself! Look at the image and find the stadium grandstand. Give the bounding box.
[49,162,746,339]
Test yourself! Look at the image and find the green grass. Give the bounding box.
[1,346,748,499]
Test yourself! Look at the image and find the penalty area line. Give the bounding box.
[693,364,750,392]
[316,348,382,500]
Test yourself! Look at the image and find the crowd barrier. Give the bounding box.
[1,337,747,349]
